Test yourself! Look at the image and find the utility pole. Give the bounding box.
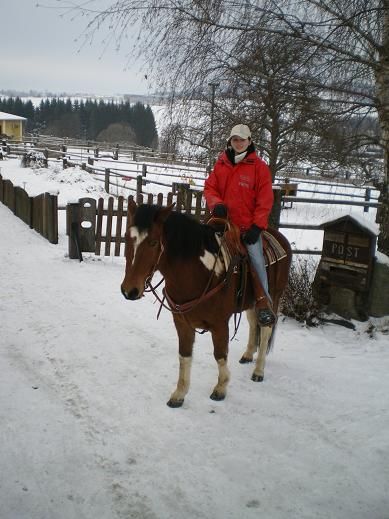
[208,81,220,171]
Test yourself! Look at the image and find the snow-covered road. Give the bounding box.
[1,199,388,519]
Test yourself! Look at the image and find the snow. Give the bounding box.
[0,111,27,121]
[318,213,379,237]
[376,251,389,265]
[1,157,389,519]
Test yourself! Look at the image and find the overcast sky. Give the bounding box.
[2,1,148,96]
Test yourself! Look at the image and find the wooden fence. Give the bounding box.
[0,174,58,244]
[66,189,283,260]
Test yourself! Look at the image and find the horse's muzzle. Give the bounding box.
[121,285,141,300]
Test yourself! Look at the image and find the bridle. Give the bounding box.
[144,236,226,314]
[143,232,246,338]
[144,238,165,292]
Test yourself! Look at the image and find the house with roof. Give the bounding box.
[0,111,26,141]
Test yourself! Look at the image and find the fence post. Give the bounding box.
[43,148,49,167]
[270,187,282,229]
[364,187,371,213]
[136,175,143,202]
[46,193,58,244]
[67,202,83,261]
[62,158,68,169]
[78,198,96,252]
[105,168,110,194]
[94,147,99,158]
[142,164,147,178]
[88,156,94,166]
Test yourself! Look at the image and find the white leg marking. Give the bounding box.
[241,308,258,361]
[253,326,273,379]
[170,355,192,403]
[212,358,230,397]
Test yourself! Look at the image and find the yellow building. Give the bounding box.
[0,111,26,141]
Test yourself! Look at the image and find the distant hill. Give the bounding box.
[0,89,166,106]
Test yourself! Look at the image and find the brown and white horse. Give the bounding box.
[121,203,291,407]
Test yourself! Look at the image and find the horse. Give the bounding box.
[121,203,292,408]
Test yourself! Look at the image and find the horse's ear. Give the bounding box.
[155,203,175,224]
[126,198,137,227]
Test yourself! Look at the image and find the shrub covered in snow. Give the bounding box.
[281,256,321,326]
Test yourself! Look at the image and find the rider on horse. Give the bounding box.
[204,124,275,326]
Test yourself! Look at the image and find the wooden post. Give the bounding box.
[88,156,94,166]
[185,188,192,214]
[105,168,110,194]
[364,187,371,213]
[67,202,83,260]
[142,163,147,178]
[78,197,96,252]
[195,191,203,220]
[43,148,49,167]
[270,187,282,229]
[46,193,58,244]
[62,158,68,169]
[136,175,143,204]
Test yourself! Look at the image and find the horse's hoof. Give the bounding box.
[251,374,264,382]
[166,398,184,408]
[239,356,252,364]
[210,391,225,401]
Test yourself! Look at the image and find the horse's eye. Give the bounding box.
[149,239,158,247]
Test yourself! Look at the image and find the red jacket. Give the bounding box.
[204,150,274,231]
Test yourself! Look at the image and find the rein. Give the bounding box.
[145,239,225,317]
[144,231,248,338]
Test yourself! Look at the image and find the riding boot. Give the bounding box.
[249,265,276,326]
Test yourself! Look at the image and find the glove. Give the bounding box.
[212,204,228,218]
[243,224,261,245]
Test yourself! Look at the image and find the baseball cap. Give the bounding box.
[229,124,251,139]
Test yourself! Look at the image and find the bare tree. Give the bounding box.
[56,0,389,253]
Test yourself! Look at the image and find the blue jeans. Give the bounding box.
[246,234,271,302]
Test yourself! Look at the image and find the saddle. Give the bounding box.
[207,217,287,269]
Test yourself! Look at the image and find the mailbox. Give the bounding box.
[317,215,376,292]
[314,215,377,320]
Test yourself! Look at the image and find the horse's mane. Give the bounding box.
[134,204,219,260]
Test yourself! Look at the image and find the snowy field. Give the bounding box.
[1,157,389,519]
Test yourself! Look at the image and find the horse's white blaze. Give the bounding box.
[130,226,148,260]
[200,250,224,276]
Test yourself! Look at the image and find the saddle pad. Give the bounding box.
[208,218,286,270]
[263,230,288,267]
